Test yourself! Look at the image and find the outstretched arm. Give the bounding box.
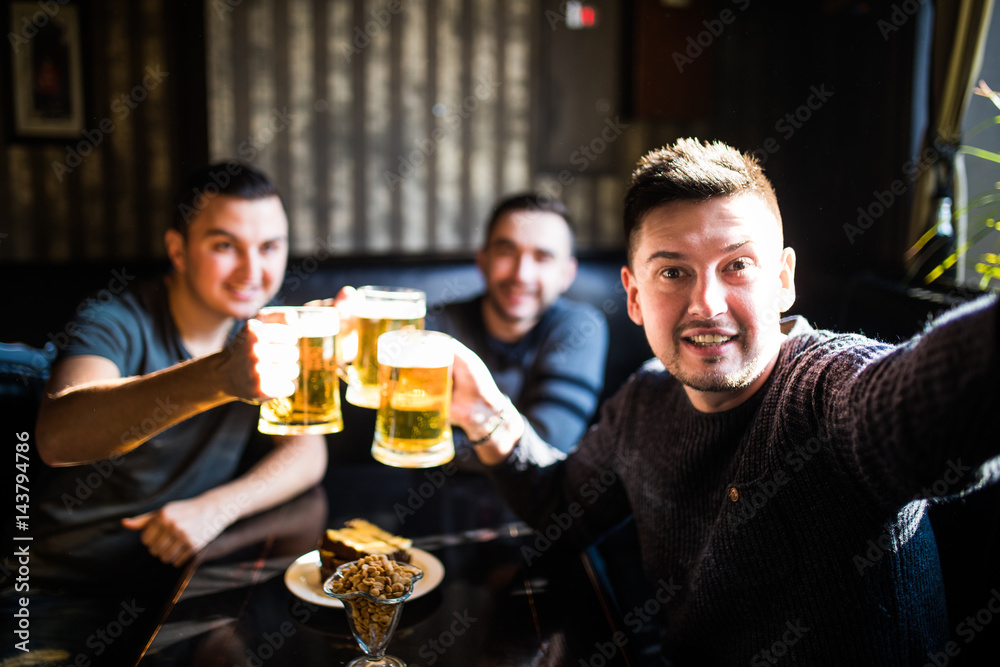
[822,295,1000,505]
[36,320,299,466]
[450,340,632,547]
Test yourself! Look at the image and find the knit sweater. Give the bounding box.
[490,295,999,665]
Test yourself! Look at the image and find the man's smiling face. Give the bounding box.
[167,194,289,322]
[477,209,577,339]
[621,193,796,412]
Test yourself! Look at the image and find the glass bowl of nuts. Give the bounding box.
[322,553,424,666]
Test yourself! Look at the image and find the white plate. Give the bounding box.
[284,548,444,608]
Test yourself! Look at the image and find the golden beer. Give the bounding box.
[345,287,426,409]
[256,307,344,435]
[371,330,454,468]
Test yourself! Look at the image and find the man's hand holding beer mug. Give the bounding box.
[448,342,526,467]
[250,307,344,435]
[321,285,530,468]
[241,317,302,401]
[306,287,460,468]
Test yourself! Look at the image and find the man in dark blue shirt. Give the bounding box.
[427,194,608,458]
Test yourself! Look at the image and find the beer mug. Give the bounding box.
[345,286,426,409]
[255,306,344,435]
[371,329,455,468]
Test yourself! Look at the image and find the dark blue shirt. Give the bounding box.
[427,295,608,457]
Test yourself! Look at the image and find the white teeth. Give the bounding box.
[689,334,731,344]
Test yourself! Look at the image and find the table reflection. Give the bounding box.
[137,465,636,666]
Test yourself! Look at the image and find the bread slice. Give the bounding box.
[318,519,412,581]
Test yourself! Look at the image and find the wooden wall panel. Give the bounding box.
[0,0,627,264]
[205,0,623,258]
[0,0,178,264]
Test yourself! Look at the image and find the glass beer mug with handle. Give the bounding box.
[371,329,455,468]
[345,286,426,409]
[254,306,344,435]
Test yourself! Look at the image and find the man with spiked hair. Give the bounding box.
[448,138,999,663]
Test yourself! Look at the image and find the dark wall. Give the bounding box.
[2,0,955,341]
[0,0,207,263]
[708,2,925,332]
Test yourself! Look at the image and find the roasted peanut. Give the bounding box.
[329,554,419,645]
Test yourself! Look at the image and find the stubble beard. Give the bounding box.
[485,282,542,324]
[665,326,769,393]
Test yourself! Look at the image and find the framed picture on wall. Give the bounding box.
[5,1,85,140]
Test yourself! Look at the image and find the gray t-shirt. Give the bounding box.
[31,277,258,585]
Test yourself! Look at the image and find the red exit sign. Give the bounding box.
[566,1,597,29]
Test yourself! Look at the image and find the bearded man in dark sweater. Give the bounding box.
[447,138,999,665]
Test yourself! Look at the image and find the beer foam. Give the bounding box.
[292,315,339,337]
[257,307,339,337]
[356,299,426,320]
[377,331,453,368]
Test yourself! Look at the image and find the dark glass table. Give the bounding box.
[134,463,642,666]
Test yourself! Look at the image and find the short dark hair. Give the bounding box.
[484,193,576,247]
[624,138,782,263]
[173,161,282,233]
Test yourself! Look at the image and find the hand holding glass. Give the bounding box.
[253,306,344,435]
[371,330,455,468]
[345,286,426,409]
